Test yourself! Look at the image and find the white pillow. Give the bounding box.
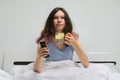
[10,63,34,76]
[10,65,25,76]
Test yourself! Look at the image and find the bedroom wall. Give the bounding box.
[0,0,120,71]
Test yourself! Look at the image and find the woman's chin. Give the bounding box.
[56,29,64,32]
[56,28,63,32]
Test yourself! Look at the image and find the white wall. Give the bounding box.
[0,0,120,70]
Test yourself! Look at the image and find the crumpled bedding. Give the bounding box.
[0,60,120,80]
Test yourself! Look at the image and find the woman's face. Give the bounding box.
[53,10,65,32]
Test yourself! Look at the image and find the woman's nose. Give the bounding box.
[58,18,62,22]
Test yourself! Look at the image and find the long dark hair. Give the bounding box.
[37,7,73,43]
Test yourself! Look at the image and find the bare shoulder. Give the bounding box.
[37,36,48,45]
[72,32,79,40]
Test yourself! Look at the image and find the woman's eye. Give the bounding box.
[53,16,58,19]
[61,17,65,19]
[53,16,65,19]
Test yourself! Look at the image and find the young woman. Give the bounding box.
[34,7,89,73]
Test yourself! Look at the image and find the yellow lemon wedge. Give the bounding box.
[55,33,64,39]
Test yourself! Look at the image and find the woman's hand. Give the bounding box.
[37,43,49,59]
[64,33,89,68]
[64,32,77,46]
[34,42,49,73]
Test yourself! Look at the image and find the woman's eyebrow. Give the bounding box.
[53,15,65,18]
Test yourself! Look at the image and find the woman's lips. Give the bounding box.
[57,24,63,26]
[58,24,62,25]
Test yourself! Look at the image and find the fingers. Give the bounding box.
[64,36,71,45]
[39,48,49,53]
[65,32,73,40]
[64,32,74,45]
[37,47,49,57]
[64,40,70,45]
[40,53,49,57]
[64,34,71,43]
[38,43,41,49]
[64,36,71,41]
[65,32,72,37]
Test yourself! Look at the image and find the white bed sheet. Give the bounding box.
[11,62,117,76]
[0,60,120,80]
[11,60,120,80]
[0,69,13,80]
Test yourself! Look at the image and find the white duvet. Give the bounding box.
[0,60,120,80]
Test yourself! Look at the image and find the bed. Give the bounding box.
[1,51,120,80]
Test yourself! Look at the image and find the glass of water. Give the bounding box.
[55,32,64,44]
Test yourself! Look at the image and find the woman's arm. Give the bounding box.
[34,56,44,73]
[64,33,89,68]
[72,40,89,68]
[34,38,49,73]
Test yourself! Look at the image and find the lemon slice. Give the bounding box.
[55,33,64,39]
